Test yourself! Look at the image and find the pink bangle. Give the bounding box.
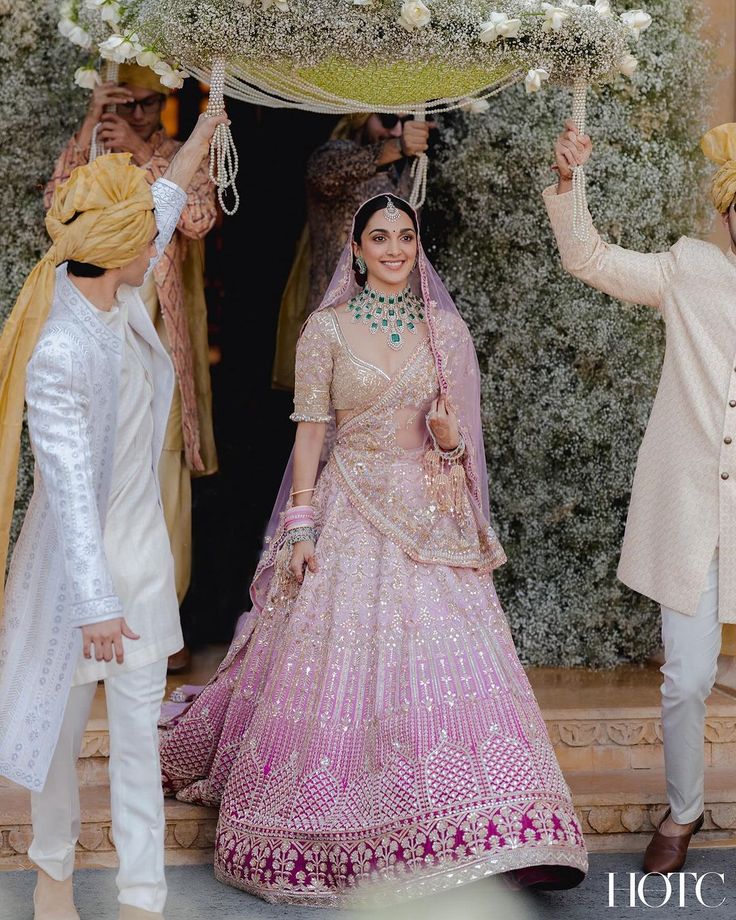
[284,504,315,532]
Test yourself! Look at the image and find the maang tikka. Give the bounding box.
[384,196,401,222]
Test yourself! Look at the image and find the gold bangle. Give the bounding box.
[291,487,316,497]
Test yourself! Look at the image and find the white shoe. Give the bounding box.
[33,870,80,920]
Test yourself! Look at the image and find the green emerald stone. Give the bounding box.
[379,295,385,303]
[365,313,372,320]
[371,322,378,331]
[381,318,388,327]
[396,319,403,327]
[388,309,395,316]
[391,333,401,344]
[407,322,415,330]
[376,307,383,315]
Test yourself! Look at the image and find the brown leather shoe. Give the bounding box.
[167,645,191,674]
[643,808,705,873]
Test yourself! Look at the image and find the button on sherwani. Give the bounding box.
[545,185,736,622]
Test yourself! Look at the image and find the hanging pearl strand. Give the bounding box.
[571,77,589,242]
[90,60,119,162]
[409,106,429,210]
[206,57,240,216]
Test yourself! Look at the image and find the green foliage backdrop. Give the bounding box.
[427,0,710,667]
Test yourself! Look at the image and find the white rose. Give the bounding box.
[524,67,549,93]
[136,49,160,68]
[67,24,93,49]
[99,32,142,63]
[58,17,75,38]
[618,52,638,76]
[74,67,102,90]
[621,8,652,41]
[460,97,491,114]
[398,0,431,32]
[153,60,187,90]
[479,12,522,42]
[541,4,571,32]
[594,0,613,17]
[100,2,122,26]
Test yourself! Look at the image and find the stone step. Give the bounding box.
[3,767,736,869]
[0,783,217,871]
[570,766,736,853]
[529,664,736,772]
[9,660,733,789]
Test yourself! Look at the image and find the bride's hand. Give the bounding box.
[290,540,318,584]
[427,395,460,451]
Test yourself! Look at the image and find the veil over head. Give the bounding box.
[248,194,493,617]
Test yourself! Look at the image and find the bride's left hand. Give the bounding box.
[426,395,460,451]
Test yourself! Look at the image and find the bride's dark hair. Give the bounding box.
[352,195,418,285]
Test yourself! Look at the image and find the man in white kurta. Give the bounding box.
[0,113,226,920]
[545,120,736,874]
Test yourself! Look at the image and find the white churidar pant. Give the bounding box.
[660,549,721,824]
[28,658,168,913]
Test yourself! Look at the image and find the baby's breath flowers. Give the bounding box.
[60,0,650,99]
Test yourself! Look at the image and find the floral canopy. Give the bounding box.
[60,0,652,215]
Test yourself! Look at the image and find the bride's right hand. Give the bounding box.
[290,540,319,584]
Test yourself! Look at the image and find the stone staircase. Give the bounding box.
[531,663,736,853]
[2,652,736,870]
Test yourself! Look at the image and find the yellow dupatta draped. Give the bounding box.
[0,153,156,616]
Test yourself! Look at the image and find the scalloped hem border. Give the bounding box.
[213,843,588,908]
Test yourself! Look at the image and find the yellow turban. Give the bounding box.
[701,123,736,214]
[117,62,172,96]
[0,153,156,616]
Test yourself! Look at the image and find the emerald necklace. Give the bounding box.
[346,285,426,351]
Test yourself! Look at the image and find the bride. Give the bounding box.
[159,194,588,905]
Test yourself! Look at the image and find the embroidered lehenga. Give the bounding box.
[159,200,588,905]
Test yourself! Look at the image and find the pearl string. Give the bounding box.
[90,60,119,162]
[571,78,589,242]
[409,107,429,210]
[206,58,240,215]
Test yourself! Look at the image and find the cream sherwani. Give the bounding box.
[544,186,736,623]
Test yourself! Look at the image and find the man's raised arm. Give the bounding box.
[545,120,677,310]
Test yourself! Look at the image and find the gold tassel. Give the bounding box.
[450,460,467,511]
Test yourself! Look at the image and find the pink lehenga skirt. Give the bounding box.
[160,459,588,906]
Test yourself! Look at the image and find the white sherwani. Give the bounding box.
[72,294,182,686]
[545,185,736,622]
[0,178,187,791]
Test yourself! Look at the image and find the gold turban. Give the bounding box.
[118,62,172,96]
[701,123,736,214]
[0,153,156,615]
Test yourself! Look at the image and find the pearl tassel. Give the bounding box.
[409,107,429,210]
[206,58,240,215]
[571,78,589,241]
[90,60,119,162]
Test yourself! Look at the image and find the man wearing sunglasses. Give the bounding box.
[45,63,219,675]
[272,111,436,389]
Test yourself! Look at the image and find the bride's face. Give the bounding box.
[354,210,418,290]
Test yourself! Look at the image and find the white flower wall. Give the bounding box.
[427,0,710,666]
[0,0,85,550]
